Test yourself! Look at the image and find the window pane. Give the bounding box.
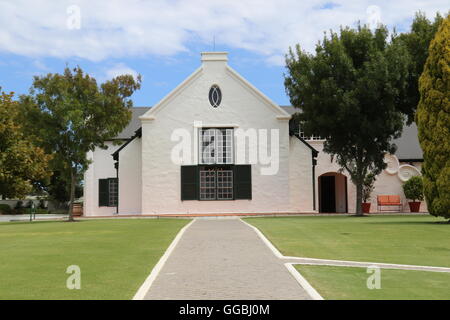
[109,178,118,206]
[216,129,233,164]
[200,169,216,200]
[200,129,216,164]
[216,169,233,200]
[200,128,233,164]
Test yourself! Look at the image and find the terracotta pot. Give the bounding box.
[72,203,83,216]
[362,202,371,213]
[408,201,421,213]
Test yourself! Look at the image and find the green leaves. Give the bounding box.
[285,24,409,214]
[21,66,141,173]
[416,15,450,218]
[395,12,444,124]
[403,176,424,202]
[0,90,52,198]
[18,66,141,217]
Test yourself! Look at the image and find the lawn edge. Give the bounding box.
[240,218,324,300]
[285,263,324,300]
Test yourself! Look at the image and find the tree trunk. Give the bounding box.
[68,169,76,222]
[355,181,363,216]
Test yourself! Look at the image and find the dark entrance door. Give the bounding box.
[320,176,336,213]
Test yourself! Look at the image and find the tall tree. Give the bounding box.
[416,15,450,220]
[285,25,409,215]
[0,89,52,199]
[20,67,141,221]
[396,12,444,123]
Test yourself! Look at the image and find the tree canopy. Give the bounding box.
[20,67,141,220]
[0,90,52,199]
[396,12,444,123]
[416,15,450,219]
[285,24,409,215]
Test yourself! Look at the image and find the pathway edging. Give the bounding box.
[132,219,196,300]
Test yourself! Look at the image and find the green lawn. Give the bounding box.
[295,265,450,300]
[0,218,189,299]
[245,215,450,267]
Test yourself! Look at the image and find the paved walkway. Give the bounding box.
[144,218,311,300]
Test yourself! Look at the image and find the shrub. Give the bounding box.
[416,16,450,218]
[25,200,33,208]
[362,173,376,202]
[403,176,424,202]
[39,199,47,209]
[14,201,23,209]
[0,204,12,215]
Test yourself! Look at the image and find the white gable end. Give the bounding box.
[140,52,291,122]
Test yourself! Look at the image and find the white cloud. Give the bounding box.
[105,63,139,80]
[0,0,447,63]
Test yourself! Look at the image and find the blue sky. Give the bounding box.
[0,1,447,107]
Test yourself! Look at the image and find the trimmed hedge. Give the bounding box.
[0,204,13,215]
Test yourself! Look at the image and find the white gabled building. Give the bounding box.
[83,52,317,216]
[84,52,424,216]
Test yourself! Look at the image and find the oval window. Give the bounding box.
[208,85,222,108]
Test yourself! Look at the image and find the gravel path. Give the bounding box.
[144,218,311,300]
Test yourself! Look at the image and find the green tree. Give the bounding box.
[20,67,141,221]
[403,176,424,202]
[45,170,83,206]
[396,12,444,123]
[285,25,409,215]
[0,89,52,199]
[416,15,450,220]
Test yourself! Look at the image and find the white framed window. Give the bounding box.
[299,130,324,141]
[199,128,234,164]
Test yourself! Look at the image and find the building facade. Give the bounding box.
[83,52,424,216]
[84,52,316,216]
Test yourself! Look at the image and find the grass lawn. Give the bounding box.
[245,215,450,267]
[0,218,189,300]
[295,265,450,300]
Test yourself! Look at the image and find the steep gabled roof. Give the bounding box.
[114,107,150,140]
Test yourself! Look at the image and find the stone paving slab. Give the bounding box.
[144,219,311,300]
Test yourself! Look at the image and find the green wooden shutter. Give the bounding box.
[234,165,252,199]
[181,166,198,200]
[98,179,109,206]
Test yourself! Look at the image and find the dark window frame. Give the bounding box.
[98,178,118,207]
[199,165,234,201]
[180,164,251,201]
[208,84,222,107]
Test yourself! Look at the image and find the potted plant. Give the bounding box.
[402,176,423,212]
[362,173,376,213]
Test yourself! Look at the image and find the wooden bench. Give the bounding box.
[377,195,402,212]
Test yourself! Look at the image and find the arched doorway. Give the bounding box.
[318,172,348,213]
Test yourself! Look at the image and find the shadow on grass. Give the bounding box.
[366,220,449,226]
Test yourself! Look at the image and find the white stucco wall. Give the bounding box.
[118,137,142,214]
[138,53,297,214]
[83,141,121,216]
[289,137,316,212]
